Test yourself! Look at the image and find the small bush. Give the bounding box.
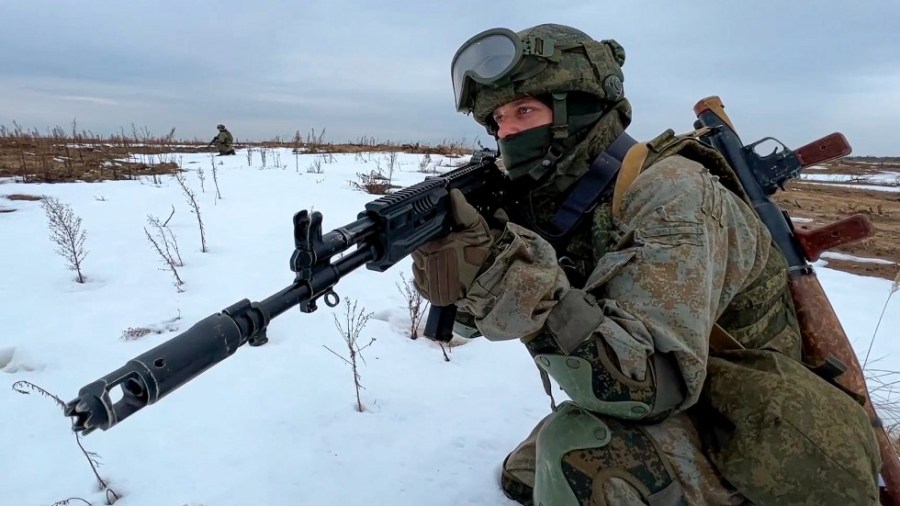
[40,196,88,283]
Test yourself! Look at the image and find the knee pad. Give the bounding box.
[534,402,685,506]
[527,313,684,422]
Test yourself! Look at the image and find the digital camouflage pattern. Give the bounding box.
[214,126,235,155]
[463,23,633,184]
[464,24,628,129]
[535,402,685,505]
[703,349,880,505]
[454,148,879,504]
[503,409,747,506]
[459,153,773,504]
[462,155,774,408]
[434,21,880,506]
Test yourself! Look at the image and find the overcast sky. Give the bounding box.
[0,0,897,155]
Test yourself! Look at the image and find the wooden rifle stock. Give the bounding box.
[794,215,874,262]
[795,132,853,167]
[694,96,899,505]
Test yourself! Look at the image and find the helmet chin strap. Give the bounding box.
[550,91,570,141]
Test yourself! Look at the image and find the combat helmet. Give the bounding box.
[451,24,628,180]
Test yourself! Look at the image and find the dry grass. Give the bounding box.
[0,122,187,183]
[0,123,471,184]
[863,268,900,460]
[5,193,43,201]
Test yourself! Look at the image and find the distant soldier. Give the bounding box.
[208,124,236,155]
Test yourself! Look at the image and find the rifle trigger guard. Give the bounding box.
[746,136,787,157]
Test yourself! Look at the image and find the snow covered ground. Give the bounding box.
[801,172,900,184]
[800,171,900,192]
[2,149,898,505]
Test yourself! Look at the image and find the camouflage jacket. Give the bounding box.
[457,149,785,414]
[216,129,234,148]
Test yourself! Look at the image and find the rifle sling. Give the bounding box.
[550,131,637,236]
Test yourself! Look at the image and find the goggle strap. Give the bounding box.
[522,35,555,58]
[551,92,569,140]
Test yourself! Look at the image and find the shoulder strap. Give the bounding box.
[611,127,743,219]
[611,141,651,219]
[549,131,637,236]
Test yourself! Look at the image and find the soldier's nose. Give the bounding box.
[498,123,521,139]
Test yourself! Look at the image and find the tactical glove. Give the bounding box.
[411,189,494,307]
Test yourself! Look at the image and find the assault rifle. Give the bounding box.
[63,148,505,435]
[693,96,897,506]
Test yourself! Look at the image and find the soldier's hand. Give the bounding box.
[411,189,495,307]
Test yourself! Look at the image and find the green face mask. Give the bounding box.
[498,124,554,181]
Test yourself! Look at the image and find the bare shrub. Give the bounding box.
[121,327,153,341]
[863,268,900,450]
[306,157,323,174]
[245,147,253,167]
[260,148,268,168]
[396,272,429,340]
[51,498,92,505]
[196,164,206,193]
[174,172,207,253]
[305,127,327,153]
[40,196,88,283]
[436,137,468,157]
[324,298,376,412]
[210,155,222,200]
[144,211,185,291]
[12,381,121,504]
[349,169,391,195]
[384,151,399,182]
[418,153,433,173]
[274,150,283,169]
[120,311,182,341]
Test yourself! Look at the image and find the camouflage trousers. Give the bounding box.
[501,405,748,506]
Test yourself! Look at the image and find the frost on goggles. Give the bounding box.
[451,28,522,112]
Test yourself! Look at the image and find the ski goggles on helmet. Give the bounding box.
[451,27,558,112]
[450,28,520,112]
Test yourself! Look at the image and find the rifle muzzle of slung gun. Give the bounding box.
[65,311,251,435]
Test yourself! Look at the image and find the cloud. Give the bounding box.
[51,95,119,106]
[0,0,897,154]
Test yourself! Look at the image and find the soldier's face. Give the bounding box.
[491,97,552,139]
